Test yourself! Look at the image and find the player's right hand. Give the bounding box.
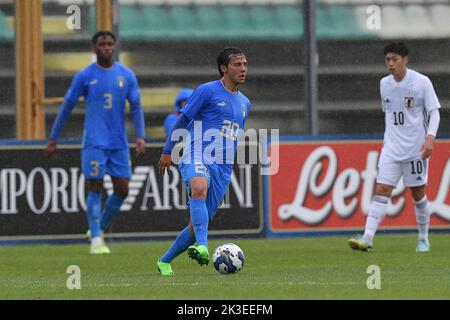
[46,139,57,159]
[158,153,172,175]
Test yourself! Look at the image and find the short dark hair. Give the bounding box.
[91,31,116,45]
[217,47,245,77]
[384,42,408,57]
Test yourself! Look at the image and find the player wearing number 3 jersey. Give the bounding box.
[349,42,441,253]
[46,32,146,255]
[156,48,251,275]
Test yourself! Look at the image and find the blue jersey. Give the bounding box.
[179,80,251,167]
[49,62,145,149]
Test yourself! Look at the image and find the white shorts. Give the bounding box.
[377,153,429,187]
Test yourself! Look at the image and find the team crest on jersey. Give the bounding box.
[117,77,125,88]
[241,104,247,118]
[404,97,414,108]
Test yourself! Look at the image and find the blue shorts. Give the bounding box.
[81,147,131,179]
[179,163,232,221]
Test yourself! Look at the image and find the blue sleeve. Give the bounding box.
[49,100,78,140]
[49,73,85,140]
[65,72,86,103]
[163,113,190,154]
[130,100,146,139]
[127,72,141,105]
[127,72,145,139]
[179,84,210,120]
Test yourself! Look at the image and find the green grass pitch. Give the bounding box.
[1,234,449,299]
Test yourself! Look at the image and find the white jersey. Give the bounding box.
[380,68,441,161]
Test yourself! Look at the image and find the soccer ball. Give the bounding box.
[212,243,245,274]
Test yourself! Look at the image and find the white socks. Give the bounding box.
[363,195,389,245]
[363,195,431,244]
[415,196,431,241]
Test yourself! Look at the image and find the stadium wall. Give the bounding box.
[0,142,263,244]
[1,136,448,245]
[265,135,450,238]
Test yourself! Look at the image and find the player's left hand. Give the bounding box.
[421,135,435,160]
[135,138,145,157]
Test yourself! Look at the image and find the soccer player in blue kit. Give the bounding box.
[157,48,250,275]
[46,31,146,254]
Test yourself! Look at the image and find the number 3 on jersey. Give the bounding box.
[103,93,112,109]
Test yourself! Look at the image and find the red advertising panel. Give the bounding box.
[268,140,450,233]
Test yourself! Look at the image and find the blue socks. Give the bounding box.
[189,198,209,247]
[100,193,124,231]
[160,226,196,263]
[86,192,124,238]
[86,192,102,238]
[159,198,208,263]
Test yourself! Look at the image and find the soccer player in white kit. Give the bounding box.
[349,43,441,252]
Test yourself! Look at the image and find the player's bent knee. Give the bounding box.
[190,177,208,199]
[190,187,207,199]
[190,184,207,199]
